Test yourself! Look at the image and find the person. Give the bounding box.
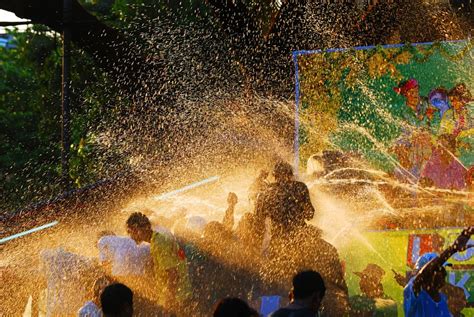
[223,192,238,230]
[126,212,192,312]
[39,247,100,317]
[394,78,433,128]
[429,88,451,120]
[270,270,326,317]
[236,211,265,253]
[394,251,466,317]
[354,264,385,299]
[440,83,473,136]
[97,231,150,278]
[419,134,467,190]
[255,161,315,238]
[78,276,112,317]
[100,283,133,317]
[248,169,269,204]
[403,226,473,317]
[213,297,259,317]
[306,154,325,178]
[351,264,397,316]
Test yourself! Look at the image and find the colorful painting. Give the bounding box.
[294,41,473,190]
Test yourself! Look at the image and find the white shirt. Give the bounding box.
[40,248,96,317]
[78,301,102,317]
[97,235,150,276]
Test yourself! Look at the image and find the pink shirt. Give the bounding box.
[421,150,466,190]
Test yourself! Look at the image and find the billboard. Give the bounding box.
[293,40,473,315]
[294,40,473,187]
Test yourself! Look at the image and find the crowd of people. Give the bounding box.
[17,160,470,317]
[391,79,473,190]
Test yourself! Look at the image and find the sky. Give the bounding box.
[0,9,30,33]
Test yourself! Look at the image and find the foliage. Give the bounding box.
[0,24,126,212]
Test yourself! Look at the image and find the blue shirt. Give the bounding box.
[403,278,451,317]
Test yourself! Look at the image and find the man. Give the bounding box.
[100,283,133,317]
[394,78,436,129]
[248,169,269,204]
[404,226,473,316]
[440,83,473,136]
[213,297,259,317]
[394,251,466,317]
[270,270,326,317]
[429,88,451,121]
[126,212,191,312]
[223,192,238,230]
[255,161,315,238]
[97,231,150,278]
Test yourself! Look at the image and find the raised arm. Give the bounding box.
[413,227,473,295]
[301,185,315,221]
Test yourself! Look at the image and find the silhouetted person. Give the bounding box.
[223,192,238,230]
[270,270,326,317]
[404,227,473,316]
[354,264,385,299]
[351,264,397,316]
[101,283,133,317]
[213,297,259,317]
[126,212,192,313]
[249,169,269,204]
[255,161,315,238]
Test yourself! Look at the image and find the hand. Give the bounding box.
[392,269,407,287]
[227,192,238,206]
[452,227,474,252]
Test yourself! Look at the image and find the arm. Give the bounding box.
[223,192,237,230]
[223,206,235,230]
[413,227,473,295]
[302,185,315,220]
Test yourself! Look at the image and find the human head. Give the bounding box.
[429,88,449,113]
[273,161,294,182]
[291,270,326,312]
[354,264,385,298]
[126,212,152,243]
[415,252,452,271]
[100,283,133,317]
[394,78,419,107]
[227,192,238,206]
[213,297,259,317]
[449,83,472,111]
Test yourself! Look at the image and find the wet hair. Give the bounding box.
[213,297,259,317]
[126,212,151,230]
[100,283,133,316]
[273,161,294,181]
[292,270,326,299]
